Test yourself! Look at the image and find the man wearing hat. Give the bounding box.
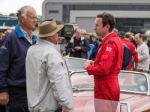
[26,20,73,112]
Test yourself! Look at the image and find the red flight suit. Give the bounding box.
[87,32,123,101]
[122,39,138,70]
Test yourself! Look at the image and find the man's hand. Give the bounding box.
[0,92,9,105]
[84,60,94,69]
[62,106,69,112]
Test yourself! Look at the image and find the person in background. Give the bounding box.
[121,32,138,70]
[84,12,123,112]
[88,34,100,60]
[4,27,14,35]
[0,5,37,112]
[0,32,4,40]
[65,28,90,59]
[134,33,149,70]
[26,20,73,112]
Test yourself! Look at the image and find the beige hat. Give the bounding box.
[37,20,64,38]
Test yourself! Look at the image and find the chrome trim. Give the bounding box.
[119,101,131,112]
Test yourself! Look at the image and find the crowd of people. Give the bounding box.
[65,23,150,72]
[0,4,150,112]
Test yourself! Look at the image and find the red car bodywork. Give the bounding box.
[73,92,150,112]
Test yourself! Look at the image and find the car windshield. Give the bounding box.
[65,57,87,73]
[66,57,149,93]
[71,71,148,93]
[119,71,148,93]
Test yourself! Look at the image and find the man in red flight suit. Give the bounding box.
[84,12,123,112]
[122,33,138,70]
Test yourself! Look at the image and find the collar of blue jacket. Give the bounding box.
[15,24,38,42]
[15,24,26,39]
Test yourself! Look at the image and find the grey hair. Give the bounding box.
[16,5,34,19]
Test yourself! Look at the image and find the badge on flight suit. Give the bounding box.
[106,40,113,52]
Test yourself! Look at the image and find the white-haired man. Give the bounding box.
[0,5,37,112]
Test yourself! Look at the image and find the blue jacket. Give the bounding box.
[0,24,37,92]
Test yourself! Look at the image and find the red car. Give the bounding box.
[65,57,150,112]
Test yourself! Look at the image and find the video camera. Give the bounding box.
[60,23,78,40]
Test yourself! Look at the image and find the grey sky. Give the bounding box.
[0,0,44,15]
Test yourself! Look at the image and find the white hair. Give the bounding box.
[16,5,35,19]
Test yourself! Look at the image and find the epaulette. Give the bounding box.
[108,40,114,44]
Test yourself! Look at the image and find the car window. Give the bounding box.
[119,71,148,93]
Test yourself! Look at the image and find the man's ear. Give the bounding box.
[20,16,25,23]
[105,24,110,31]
